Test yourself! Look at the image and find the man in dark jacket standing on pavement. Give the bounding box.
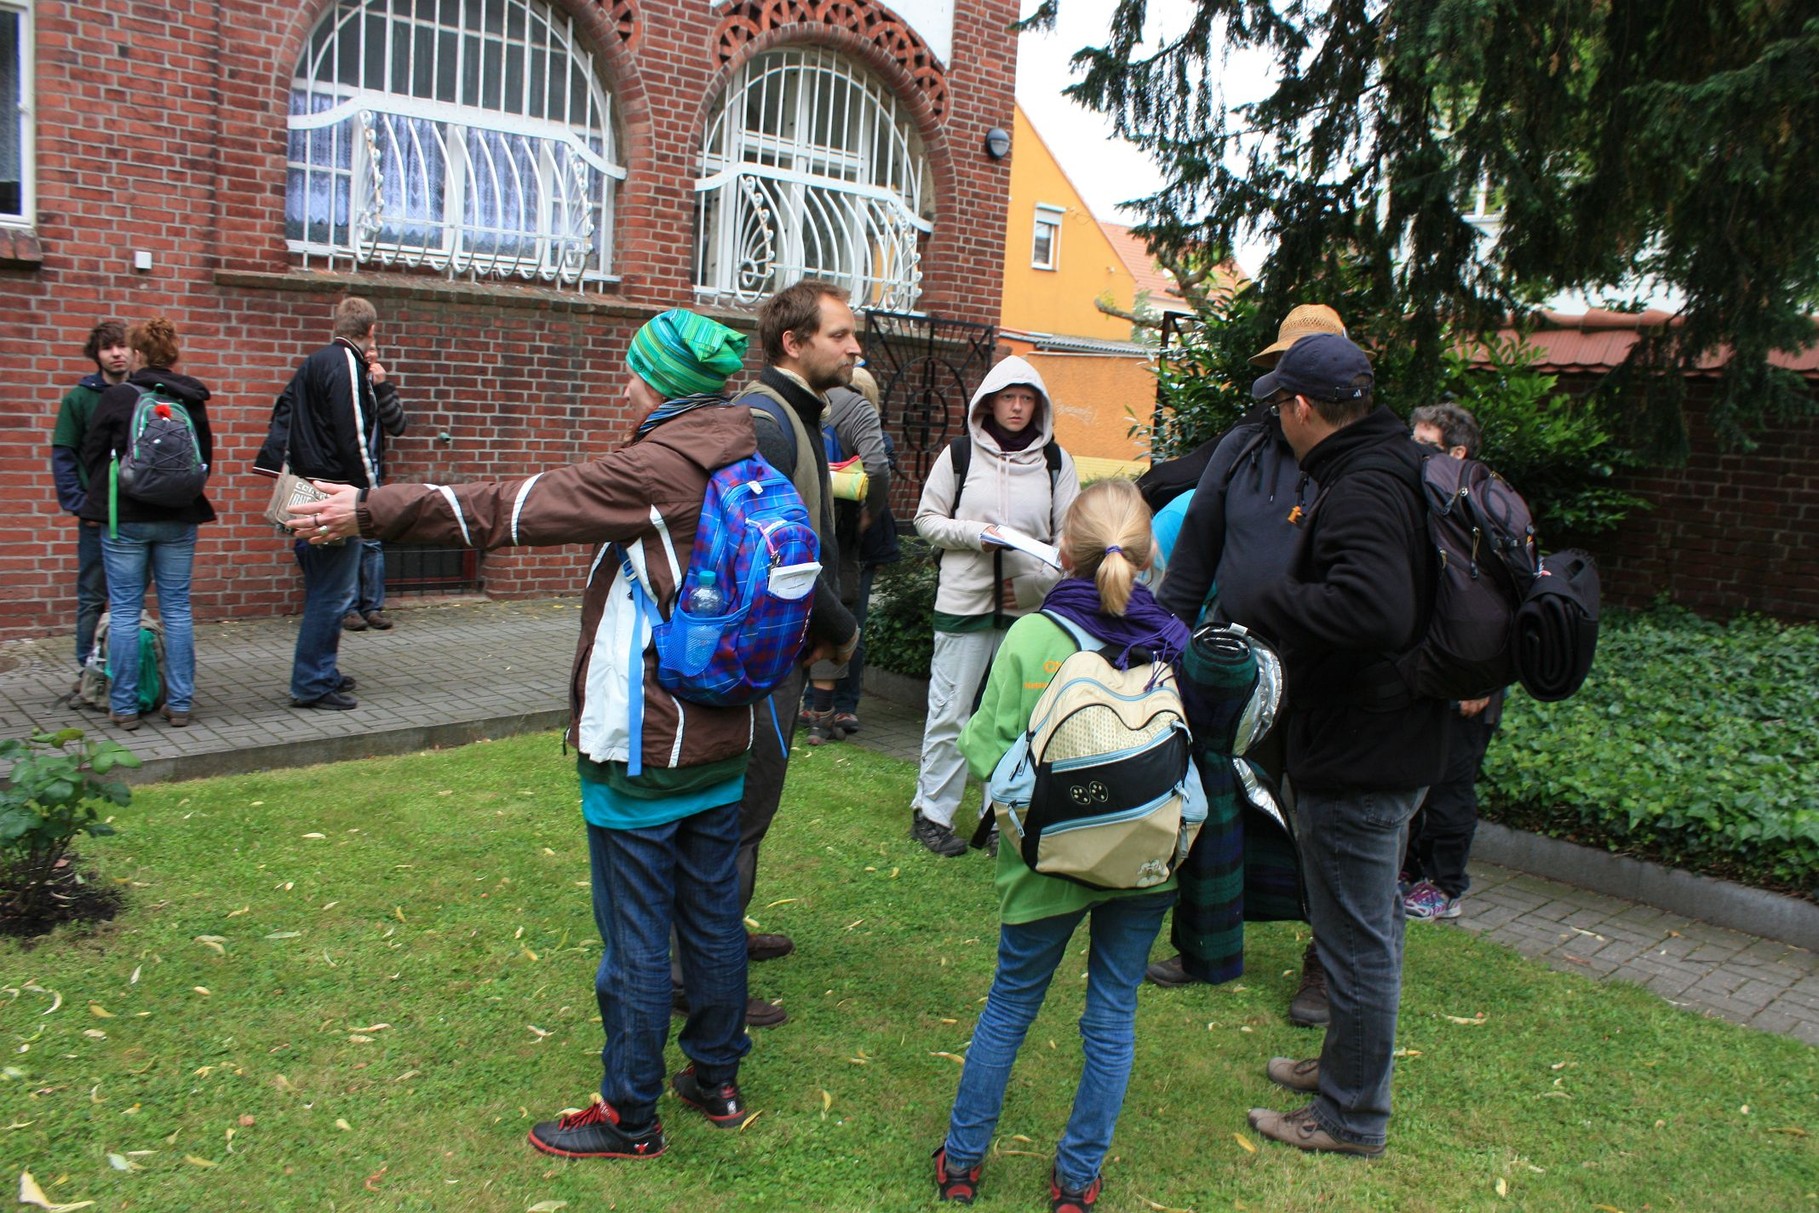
[1238,333,1446,1158]
[50,320,131,672]
[255,296,401,710]
[704,280,859,1027]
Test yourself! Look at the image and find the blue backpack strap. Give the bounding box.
[1039,610,1093,654]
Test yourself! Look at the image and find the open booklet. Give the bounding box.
[980,524,1061,569]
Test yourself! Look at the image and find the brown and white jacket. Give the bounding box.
[356,404,760,774]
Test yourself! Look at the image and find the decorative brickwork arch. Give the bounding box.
[712,0,947,120]
[594,0,637,48]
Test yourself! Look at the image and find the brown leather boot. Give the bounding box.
[1288,941,1330,1027]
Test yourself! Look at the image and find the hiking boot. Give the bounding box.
[1145,954,1202,988]
[747,931,795,962]
[1049,1167,1102,1212]
[292,691,358,710]
[110,711,140,732]
[745,996,788,1028]
[341,611,368,632]
[670,1064,748,1129]
[933,1146,983,1204]
[1247,1104,1383,1157]
[1266,1056,1320,1093]
[912,811,968,857]
[832,711,861,736]
[336,675,357,692]
[1288,942,1329,1027]
[363,610,393,631]
[160,705,192,727]
[527,1099,666,1159]
[803,709,841,746]
[1403,879,1462,921]
[986,825,999,858]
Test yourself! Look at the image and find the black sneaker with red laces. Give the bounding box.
[933,1145,983,1204]
[670,1065,748,1129]
[1049,1167,1102,1213]
[527,1099,665,1159]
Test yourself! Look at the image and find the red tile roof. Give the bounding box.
[1505,309,1819,377]
[1096,223,1248,312]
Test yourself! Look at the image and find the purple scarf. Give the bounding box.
[1041,577,1190,670]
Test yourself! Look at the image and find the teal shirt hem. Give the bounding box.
[580,771,746,830]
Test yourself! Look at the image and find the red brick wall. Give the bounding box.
[1575,378,1819,622]
[4,0,1018,642]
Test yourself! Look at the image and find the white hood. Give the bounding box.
[967,355,1055,451]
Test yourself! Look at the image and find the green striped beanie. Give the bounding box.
[627,309,748,400]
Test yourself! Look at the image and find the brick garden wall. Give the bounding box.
[4,0,1017,642]
[1577,379,1819,622]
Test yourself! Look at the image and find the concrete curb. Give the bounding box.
[127,709,570,785]
[1472,821,1818,952]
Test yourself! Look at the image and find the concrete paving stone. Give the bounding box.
[1734,977,1798,1007]
[1685,941,1749,965]
[1630,965,1702,998]
[1790,1020,1819,1047]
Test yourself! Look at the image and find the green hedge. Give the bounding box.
[865,541,938,679]
[1481,606,1818,896]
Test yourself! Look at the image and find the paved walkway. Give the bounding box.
[2,597,1813,1045]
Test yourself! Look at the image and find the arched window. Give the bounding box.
[286,0,622,286]
[696,47,932,310]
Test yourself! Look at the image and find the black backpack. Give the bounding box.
[113,386,208,510]
[1343,446,1538,701]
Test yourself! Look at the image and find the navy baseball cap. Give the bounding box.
[1251,332,1374,402]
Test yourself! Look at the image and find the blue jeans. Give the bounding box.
[1294,785,1426,1148]
[100,520,197,715]
[944,891,1174,1189]
[290,538,362,701]
[587,800,749,1124]
[356,539,386,615]
[832,564,877,715]
[76,521,107,667]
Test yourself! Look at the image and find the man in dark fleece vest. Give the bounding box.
[1238,334,1446,1158]
[687,279,858,1029]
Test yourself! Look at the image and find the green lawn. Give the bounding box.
[4,734,1815,1212]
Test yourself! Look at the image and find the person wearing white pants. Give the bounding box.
[911,356,1078,856]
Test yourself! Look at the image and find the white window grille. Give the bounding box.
[1032,204,1062,270]
[0,0,31,224]
[695,46,933,311]
[287,0,622,286]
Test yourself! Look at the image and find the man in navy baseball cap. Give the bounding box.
[1235,326,1450,1159]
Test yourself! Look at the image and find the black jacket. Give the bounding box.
[1246,407,1448,793]
[78,368,218,526]
[255,337,398,487]
[1158,416,1314,628]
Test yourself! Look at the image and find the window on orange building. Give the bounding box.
[1032,205,1062,270]
[286,0,622,288]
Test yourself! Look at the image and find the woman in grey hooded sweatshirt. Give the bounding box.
[909,356,1080,856]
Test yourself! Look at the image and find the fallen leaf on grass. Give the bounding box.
[335,1119,352,1131]
[226,906,250,918]
[394,907,406,922]
[527,1026,552,1041]
[764,898,798,908]
[1495,1177,1508,1196]
[1592,1206,1626,1213]
[272,1074,294,1091]
[521,947,541,962]
[737,1110,763,1132]
[1233,1132,1257,1154]
[526,1203,567,1212]
[184,1155,217,1168]
[265,932,302,941]
[1767,1126,1807,1136]
[929,1052,966,1065]
[348,1035,375,1044]
[1392,1048,1421,1058]
[1135,1196,1194,1212]
[364,1165,388,1191]
[193,987,211,997]
[349,1023,392,1032]
[82,1030,106,1040]
[17,1171,95,1211]
[88,1003,115,1018]
[301,832,326,840]
[106,1153,141,1172]
[1442,1012,1486,1025]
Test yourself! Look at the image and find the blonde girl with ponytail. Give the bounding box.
[933,477,1190,1211]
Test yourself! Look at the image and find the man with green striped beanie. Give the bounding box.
[627,309,748,402]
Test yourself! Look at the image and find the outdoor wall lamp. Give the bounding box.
[984,127,1011,160]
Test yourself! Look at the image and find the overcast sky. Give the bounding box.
[1012,0,1275,276]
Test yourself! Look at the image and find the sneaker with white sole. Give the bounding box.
[1403,879,1462,921]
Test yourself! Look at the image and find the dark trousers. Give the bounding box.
[1404,713,1494,898]
[737,665,807,912]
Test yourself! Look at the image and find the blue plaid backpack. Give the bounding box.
[619,454,821,711]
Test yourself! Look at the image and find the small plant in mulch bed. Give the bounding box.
[0,728,138,941]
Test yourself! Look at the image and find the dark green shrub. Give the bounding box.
[1,728,138,929]
[1480,606,1818,895]
[865,541,937,679]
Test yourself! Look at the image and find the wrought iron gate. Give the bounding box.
[861,309,998,487]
